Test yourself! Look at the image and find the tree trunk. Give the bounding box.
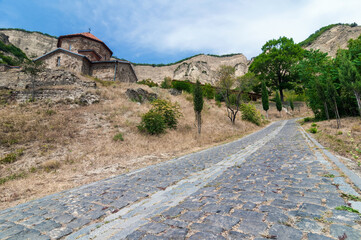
[333,98,341,129]
[266,110,268,120]
[279,88,284,102]
[354,90,361,117]
[323,101,330,121]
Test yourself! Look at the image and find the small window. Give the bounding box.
[57,57,61,67]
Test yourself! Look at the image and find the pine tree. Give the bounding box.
[193,80,204,134]
[261,81,269,119]
[275,91,282,117]
[289,98,294,111]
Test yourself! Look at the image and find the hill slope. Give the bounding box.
[0,29,57,59]
[301,24,361,57]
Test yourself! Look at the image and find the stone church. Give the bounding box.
[35,32,138,82]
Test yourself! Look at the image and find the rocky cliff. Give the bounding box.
[303,25,361,58]
[133,54,250,85]
[0,29,57,59]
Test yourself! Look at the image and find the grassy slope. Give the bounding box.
[0,40,28,65]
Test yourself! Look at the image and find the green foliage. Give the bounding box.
[323,174,335,178]
[137,78,159,88]
[160,77,172,89]
[275,91,282,112]
[0,39,28,65]
[215,91,225,102]
[341,193,361,201]
[311,123,317,127]
[202,83,215,99]
[0,148,24,164]
[261,81,269,112]
[138,110,166,135]
[303,117,313,122]
[308,127,318,134]
[249,36,304,102]
[113,133,124,141]
[150,99,182,129]
[171,80,193,93]
[0,172,27,185]
[193,80,204,113]
[335,205,360,214]
[240,103,262,126]
[289,98,294,111]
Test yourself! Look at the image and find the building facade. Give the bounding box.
[35,32,137,82]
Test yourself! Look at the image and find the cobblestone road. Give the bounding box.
[0,120,361,240]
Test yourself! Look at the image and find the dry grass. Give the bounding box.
[302,117,361,177]
[0,81,270,210]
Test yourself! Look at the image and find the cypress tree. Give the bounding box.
[261,81,269,119]
[193,80,204,134]
[275,91,282,117]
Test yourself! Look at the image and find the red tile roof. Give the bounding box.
[57,32,113,55]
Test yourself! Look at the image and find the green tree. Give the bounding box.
[193,80,204,134]
[217,65,239,124]
[249,36,303,102]
[275,91,282,117]
[202,83,215,99]
[22,60,45,101]
[261,81,269,119]
[338,50,361,117]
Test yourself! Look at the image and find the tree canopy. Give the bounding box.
[249,36,303,102]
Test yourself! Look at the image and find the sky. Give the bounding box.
[1,0,361,64]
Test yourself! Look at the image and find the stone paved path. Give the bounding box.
[1,120,361,240]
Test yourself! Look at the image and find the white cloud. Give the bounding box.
[24,0,361,60]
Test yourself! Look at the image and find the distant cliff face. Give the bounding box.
[304,25,361,58]
[133,54,250,85]
[0,29,57,59]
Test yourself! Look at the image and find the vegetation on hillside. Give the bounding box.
[298,23,358,47]
[0,40,28,65]
[0,28,57,39]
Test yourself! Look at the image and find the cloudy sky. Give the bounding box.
[1,0,361,64]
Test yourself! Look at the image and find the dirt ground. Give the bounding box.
[0,81,310,210]
[302,117,361,178]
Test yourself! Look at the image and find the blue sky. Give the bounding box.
[1,0,361,64]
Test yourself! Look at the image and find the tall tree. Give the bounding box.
[217,65,239,124]
[338,50,361,117]
[249,36,303,102]
[275,91,282,117]
[261,81,269,119]
[193,80,204,134]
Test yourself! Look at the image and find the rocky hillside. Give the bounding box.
[0,29,57,59]
[134,54,250,84]
[301,24,361,58]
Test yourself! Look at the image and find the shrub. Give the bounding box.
[113,133,124,141]
[202,83,215,99]
[151,99,182,129]
[240,103,262,126]
[303,117,312,122]
[171,80,192,93]
[0,148,24,164]
[138,110,166,135]
[309,127,318,133]
[160,77,172,89]
[137,78,158,88]
[215,91,226,102]
[311,123,317,127]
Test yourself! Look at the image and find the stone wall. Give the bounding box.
[91,62,137,83]
[40,50,91,75]
[59,37,111,61]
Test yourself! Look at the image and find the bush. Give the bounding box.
[113,133,124,141]
[240,103,262,126]
[171,80,192,93]
[215,91,225,102]
[311,123,317,127]
[151,99,182,129]
[303,117,312,122]
[202,83,215,99]
[137,78,159,88]
[160,77,172,89]
[0,148,24,164]
[308,127,318,133]
[138,110,166,135]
